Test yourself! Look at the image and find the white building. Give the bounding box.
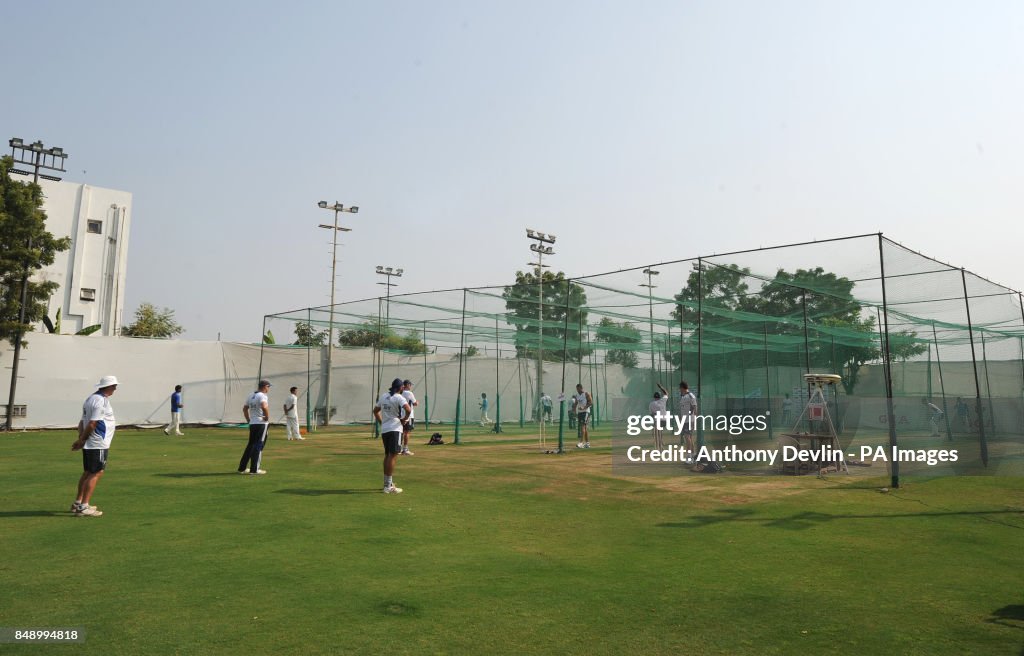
[33,179,132,336]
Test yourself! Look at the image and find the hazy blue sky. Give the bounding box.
[4,0,1023,340]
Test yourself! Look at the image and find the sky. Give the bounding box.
[3,0,1023,341]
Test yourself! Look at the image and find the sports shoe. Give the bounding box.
[249,470,267,475]
[296,436,304,440]
[238,469,247,474]
[576,442,585,449]
[382,485,403,494]
[401,448,414,456]
[163,428,169,435]
[175,432,184,436]
[70,501,83,513]
[76,505,103,517]
[583,443,591,449]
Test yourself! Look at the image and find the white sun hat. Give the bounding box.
[96,375,119,388]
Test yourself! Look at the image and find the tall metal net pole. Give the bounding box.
[423,320,430,430]
[931,322,952,441]
[960,268,988,466]
[454,289,467,445]
[878,235,901,488]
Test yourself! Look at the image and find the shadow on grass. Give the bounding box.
[658,507,1024,531]
[154,473,242,478]
[273,488,379,496]
[0,510,64,518]
[986,604,1024,631]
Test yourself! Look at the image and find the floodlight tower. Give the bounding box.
[526,229,556,420]
[375,266,403,328]
[5,138,68,431]
[317,200,359,427]
[640,268,660,373]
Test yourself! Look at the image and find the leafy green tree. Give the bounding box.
[594,317,641,368]
[670,264,926,394]
[337,317,428,354]
[293,322,328,347]
[122,302,184,338]
[502,270,590,363]
[0,156,71,345]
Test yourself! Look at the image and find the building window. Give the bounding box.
[0,405,27,418]
[80,288,96,302]
[87,220,103,234]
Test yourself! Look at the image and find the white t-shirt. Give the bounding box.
[285,393,298,418]
[378,391,408,433]
[82,392,116,449]
[574,391,590,414]
[649,397,667,416]
[247,391,269,424]
[679,392,697,416]
[402,390,417,419]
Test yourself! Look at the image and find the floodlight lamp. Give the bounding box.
[349,206,359,213]
[49,147,63,157]
[544,247,553,254]
[537,232,546,240]
[396,269,404,276]
[30,141,43,152]
[318,201,328,208]
[548,234,556,242]
[9,138,23,147]
[376,266,384,272]
[526,229,536,238]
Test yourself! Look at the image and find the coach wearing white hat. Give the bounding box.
[70,375,119,517]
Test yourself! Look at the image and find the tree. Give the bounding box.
[0,156,71,345]
[594,317,641,368]
[502,270,590,362]
[122,302,184,338]
[293,322,328,347]
[670,263,927,394]
[337,317,428,354]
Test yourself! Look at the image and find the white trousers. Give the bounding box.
[166,412,183,434]
[286,415,301,438]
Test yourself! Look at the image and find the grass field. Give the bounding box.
[2,423,1023,655]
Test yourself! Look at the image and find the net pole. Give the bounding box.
[494,314,502,434]
[926,342,933,399]
[696,258,705,449]
[577,309,584,390]
[258,315,267,382]
[423,320,429,430]
[877,234,901,489]
[454,288,467,445]
[306,308,312,433]
[980,331,996,434]
[587,323,598,429]
[1019,293,1024,434]
[764,322,773,440]
[960,268,988,466]
[931,322,952,441]
[557,277,571,454]
[602,359,609,423]
[374,297,384,438]
[517,355,524,428]
[368,309,378,437]
[801,290,811,407]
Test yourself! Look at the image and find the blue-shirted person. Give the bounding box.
[164,384,184,436]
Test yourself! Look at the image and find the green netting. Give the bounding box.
[261,233,1024,482]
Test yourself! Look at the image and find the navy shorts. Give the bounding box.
[83,448,108,473]
[577,412,590,427]
[382,431,402,454]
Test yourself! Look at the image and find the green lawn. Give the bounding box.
[1,425,1022,655]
